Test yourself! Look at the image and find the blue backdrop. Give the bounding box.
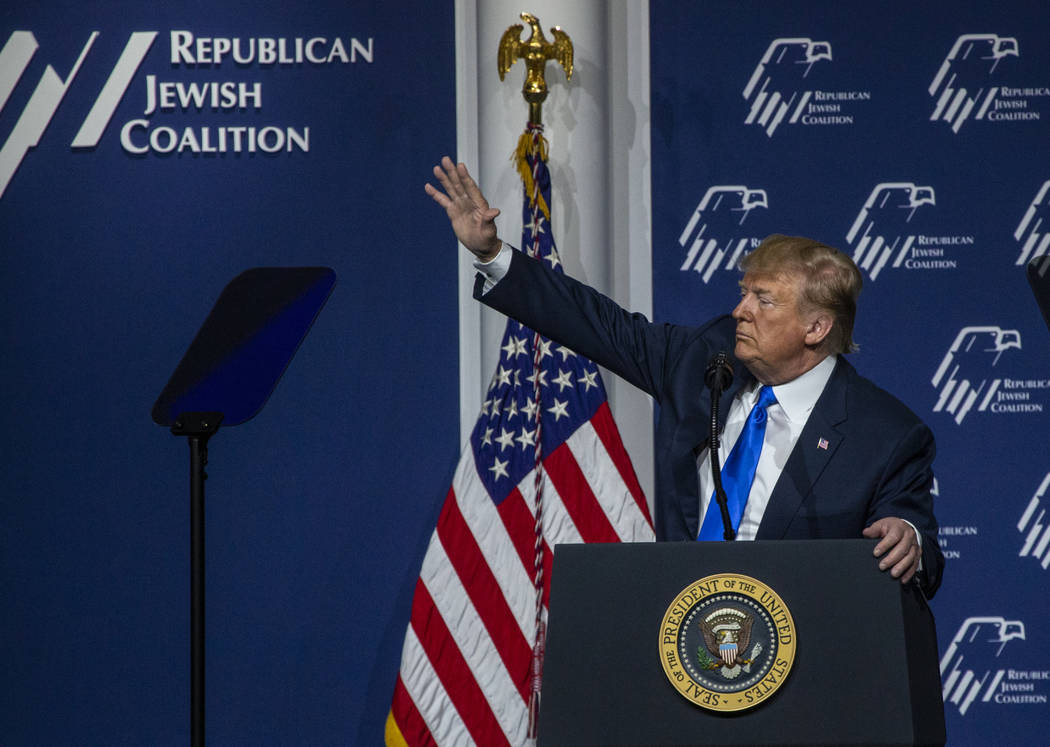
[1,2,456,744]
[6,2,1050,745]
[651,2,1050,745]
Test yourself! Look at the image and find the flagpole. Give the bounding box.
[522,122,548,738]
[498,13,574,738]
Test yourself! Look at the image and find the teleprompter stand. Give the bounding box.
[171,411,222,747]
[537,540,946,746]
[152,267,336,747]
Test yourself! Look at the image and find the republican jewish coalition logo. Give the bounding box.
[659,574,796,712]
[939,616,1050,716]
[742,38,831,136]
[1018,472,1050,570]
[1015,180,1050,266]
[931,326,1022,424]
[0,30,373,199]
[678,185,768,283]
[928,33,1049,132]
[845,183,938,280]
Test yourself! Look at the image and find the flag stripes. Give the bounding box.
[389,134,653,744]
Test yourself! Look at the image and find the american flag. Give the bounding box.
[386,129,653,746]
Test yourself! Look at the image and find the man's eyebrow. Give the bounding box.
[739,281,774,296]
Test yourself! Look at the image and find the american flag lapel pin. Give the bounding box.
[817,437,829,450]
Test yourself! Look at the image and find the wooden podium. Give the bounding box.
[537,540,945,746]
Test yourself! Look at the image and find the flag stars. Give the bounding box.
[552,368,574,392]
[516,427,537,449]
[522,398,539,420]
[544,248,561,270]
[525,213,547,238]
[547,398,569,421]
[578,369,598,392]
[556,346,577,362]
[488,457,509,481]
[495,428,516,451]
[502,336,529,359]
[526,368,549,388]
[480,427,493,447]
[536,339,554,362]
[495,365,512,387]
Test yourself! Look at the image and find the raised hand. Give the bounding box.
[425,157,502,261]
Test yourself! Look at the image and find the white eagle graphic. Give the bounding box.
[845,182,936,280]
[941,616,1025,716]
[743,38,832,137]
[929,34,1019,132]
[931,326,1021,424]
[678,186,768,283]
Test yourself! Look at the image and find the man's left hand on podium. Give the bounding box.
[863,517,921,585]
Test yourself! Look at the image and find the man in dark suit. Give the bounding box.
[426,157,944,598]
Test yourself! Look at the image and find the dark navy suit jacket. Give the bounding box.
[476,250,944,597]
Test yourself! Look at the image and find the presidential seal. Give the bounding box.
[659,573,796,712]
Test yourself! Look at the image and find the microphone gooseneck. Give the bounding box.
[706,352,736,541]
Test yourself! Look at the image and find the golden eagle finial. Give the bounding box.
[498,12,574,124]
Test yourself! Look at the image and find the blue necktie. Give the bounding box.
[698,385,778,540]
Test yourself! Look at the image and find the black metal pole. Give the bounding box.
[172,412,221,747]
[189,434,206,747]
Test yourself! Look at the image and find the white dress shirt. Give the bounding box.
[696,356,837,540]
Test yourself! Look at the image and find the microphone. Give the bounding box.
[705,351,733,392]
[705,352,735,540]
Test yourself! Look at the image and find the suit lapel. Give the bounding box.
[756,359,849,540]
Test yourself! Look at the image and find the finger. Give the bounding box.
[866,520,905,557]
[873,529,902,558]
[424,182,451,209]
[441,156,467,198]
[457,163,488,207]
[432,162,457,196]
[878,537,912,571]
[899,559,918,584]
[890,546,919,581]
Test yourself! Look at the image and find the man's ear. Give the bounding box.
[804,312,834,348]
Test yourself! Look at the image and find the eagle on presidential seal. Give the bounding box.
[698,607,761,679]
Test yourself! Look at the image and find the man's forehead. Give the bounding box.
[739,271,801,296]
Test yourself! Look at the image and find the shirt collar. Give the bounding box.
[747,355,837,424]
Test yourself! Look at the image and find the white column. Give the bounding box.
[456,0,654,505]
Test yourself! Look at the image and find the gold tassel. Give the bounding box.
[513,130,551,221]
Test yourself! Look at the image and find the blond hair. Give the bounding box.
[740,234,863,354]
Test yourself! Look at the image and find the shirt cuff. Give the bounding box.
[473,243,513,294]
